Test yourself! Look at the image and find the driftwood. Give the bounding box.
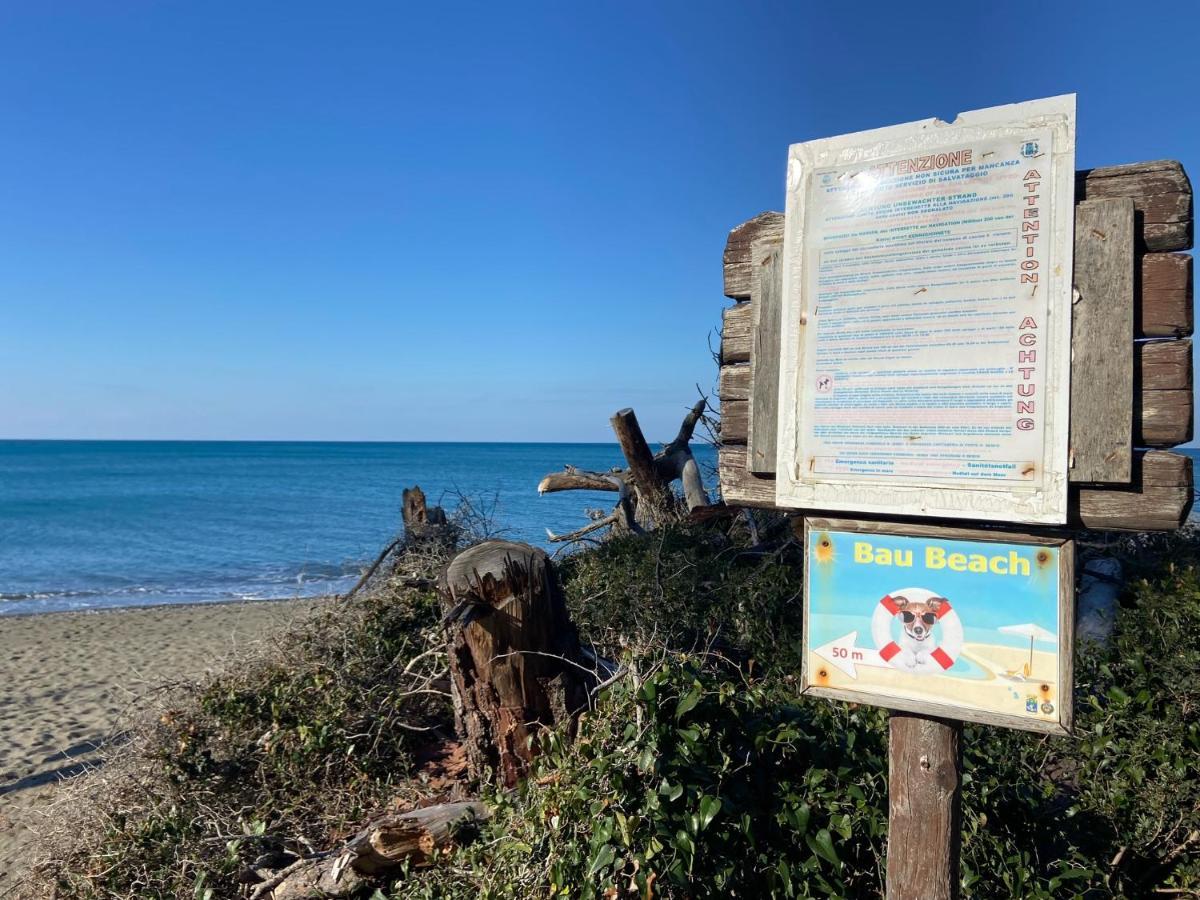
[265,802,487,898]
[538,400,711,542]
[340,485,448,601]
[402,485,455,548]
[438,541,591,786]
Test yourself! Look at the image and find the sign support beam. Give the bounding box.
[887,713,962,900]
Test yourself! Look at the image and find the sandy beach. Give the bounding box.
[0,597,328,891]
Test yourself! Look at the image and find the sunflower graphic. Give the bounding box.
[813,532,835,565]
[1030,546,1057,586]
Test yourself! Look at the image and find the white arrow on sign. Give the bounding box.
[813,631,889,678]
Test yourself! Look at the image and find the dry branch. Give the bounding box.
[537,466,622,495]
[267,802,487,898]
[540,400,711,542]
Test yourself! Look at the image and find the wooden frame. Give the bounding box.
[776,97,1077,525]
[801,517,1075,735]
[716,160,1194,532]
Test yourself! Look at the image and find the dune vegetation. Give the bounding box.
[22,514,1200,899]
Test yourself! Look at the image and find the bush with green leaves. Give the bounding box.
[30,523,1200,898]
[406,527,1200,899]
[31,583,447,899]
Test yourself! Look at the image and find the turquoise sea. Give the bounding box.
[1,442,1194,617]
[0,441,717,616]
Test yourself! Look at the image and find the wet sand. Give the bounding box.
[0,597,328,890]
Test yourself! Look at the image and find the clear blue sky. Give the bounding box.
[2,2,1196,442]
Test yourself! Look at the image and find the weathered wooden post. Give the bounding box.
[886,715,962,900]
[712,95,1193,898]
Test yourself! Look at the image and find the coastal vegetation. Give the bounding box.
[22,509,1200,898]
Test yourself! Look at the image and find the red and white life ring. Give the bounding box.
[869,586,963,673]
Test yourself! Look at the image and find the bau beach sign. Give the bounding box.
[801,519,1074,734]
[711,89,1194,897]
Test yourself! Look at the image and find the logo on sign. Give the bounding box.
[1020,140,1039,158]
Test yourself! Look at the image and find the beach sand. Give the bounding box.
[0,597,329,892]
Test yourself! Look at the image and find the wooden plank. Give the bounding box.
[720,399,748,445]
[1077,160,1190,212]
[1142,224,1191,252]
[726,446,1193,532]
[1138,340,1192,391]
[887,715,962,900]
[720,303,752,364]
[718,364,750,401]
[723,212,785,299]
[1077,160,1192,251]
[718,445,777,507]
[1075,450,1193,530]
[748,246,783,475]
[1070,199,1134,483]
[1140,253,1193,337]
[723,387,1192,453]
[1138,389,1193,446]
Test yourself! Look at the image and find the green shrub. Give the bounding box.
[559,520,806,673]
[35,585,448,899]
[33,523,1200,898]
[406,525,1200,899]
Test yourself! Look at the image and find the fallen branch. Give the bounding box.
[546,475,642,543]
[340,538,402,602]
[538,466,622,495]
[268,802,488,898]
[538,399,711,541]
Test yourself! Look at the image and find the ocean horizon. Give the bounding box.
[3,441,1195,617]
[0,440,718,616]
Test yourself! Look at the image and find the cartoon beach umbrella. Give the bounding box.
[998,623,1056,676]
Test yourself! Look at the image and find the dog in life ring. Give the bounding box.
[871,587,963,674]
[893,594,947,669]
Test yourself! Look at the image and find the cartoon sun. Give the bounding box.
[813,532,835,565]
[1029,547,1057,586]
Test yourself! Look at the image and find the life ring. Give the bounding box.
[869,586,963,673]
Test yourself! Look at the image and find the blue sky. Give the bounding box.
[1,2,1196,441]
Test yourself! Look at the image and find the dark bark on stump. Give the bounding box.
[402,485,455,549]
[437,541,591,786]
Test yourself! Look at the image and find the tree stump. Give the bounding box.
[402,485,455,549]
[437,541,591,786]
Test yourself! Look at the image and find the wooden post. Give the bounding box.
[887,713,962,900]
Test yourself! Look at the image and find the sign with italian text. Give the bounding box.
[776,95,1076,524]
[801,518,1074,734]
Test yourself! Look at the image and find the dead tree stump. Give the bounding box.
[437,541,591,786]
[402,485,455,549]
[538,399,711,542]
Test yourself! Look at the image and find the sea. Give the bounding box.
[0,441,717,616]
[1,441,1194,617]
